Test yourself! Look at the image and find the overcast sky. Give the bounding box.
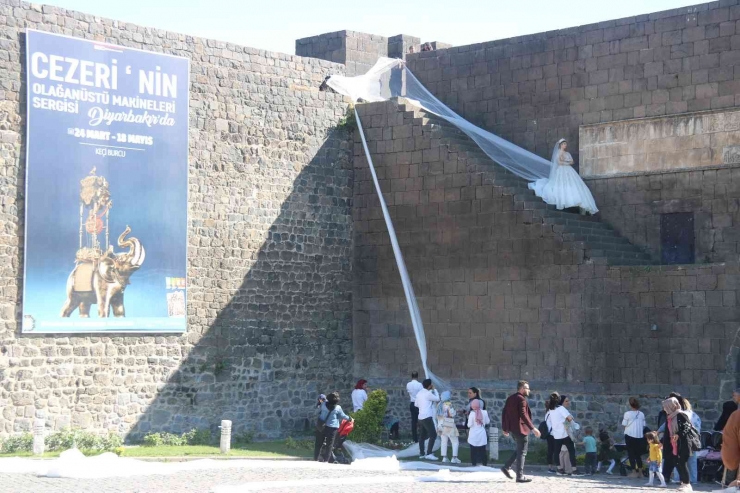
[43,0,701,55]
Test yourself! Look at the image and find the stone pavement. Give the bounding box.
[0,465,723,493]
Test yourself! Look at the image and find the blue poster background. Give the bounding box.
[23,30,188,333]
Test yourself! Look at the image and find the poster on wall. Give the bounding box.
[22,30,189,333]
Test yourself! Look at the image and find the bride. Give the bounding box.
[528,139,598,215]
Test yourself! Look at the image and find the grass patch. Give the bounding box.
[121,441,312,459]
[0,440,314,460]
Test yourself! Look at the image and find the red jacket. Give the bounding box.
[501,391,535,435]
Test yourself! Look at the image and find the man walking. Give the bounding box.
[415,378,440,460]
[501,380,540,483]
[406,371,423,442]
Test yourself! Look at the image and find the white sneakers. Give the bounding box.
[451,458,461,464]
[423,454,439,461]
[676,485,692,491]
[442,458,449,463]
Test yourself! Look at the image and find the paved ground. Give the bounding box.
[0,463,725,493]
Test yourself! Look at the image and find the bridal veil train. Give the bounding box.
[528,139,599,215]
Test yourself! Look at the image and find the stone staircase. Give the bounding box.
[401,103,654,266]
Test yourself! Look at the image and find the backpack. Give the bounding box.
[537,412,550,440]
[538,420,551,440]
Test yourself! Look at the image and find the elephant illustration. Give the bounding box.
[61,226,146,318]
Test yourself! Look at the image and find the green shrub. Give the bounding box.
[45,429,123,452]
[233,431,254,446]
[350,389,387,444]
[142,432,163,447]
[1,433,33,454]
[142,428,212,447]
[183,428,211,446]
[45,429,77,451]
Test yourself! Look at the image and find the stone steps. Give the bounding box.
[411,107,656,266]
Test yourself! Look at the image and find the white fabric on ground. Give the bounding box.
[327,58,552,182]
[343,439,440,460]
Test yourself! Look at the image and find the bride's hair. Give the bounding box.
[559,140,567,149]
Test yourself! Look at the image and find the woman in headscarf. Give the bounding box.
[436,390,460,463]
[661,397,692,490]
[467,398,490,466]
[716,401,738,431]
[351,379,368,412]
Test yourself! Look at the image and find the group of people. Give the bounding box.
[314,374,740,490]
[406,372,491,466]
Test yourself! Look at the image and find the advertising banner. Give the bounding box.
[22,30,189,333]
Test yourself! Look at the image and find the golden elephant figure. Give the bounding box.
[61,226,146,318]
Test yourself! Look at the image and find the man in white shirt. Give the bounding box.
[414,378,440,460]
[406,371,423,442]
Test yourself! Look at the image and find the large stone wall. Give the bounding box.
[0,0,353,440]
[353,100,740,438]
[587,166,740,263]
[405,1,740,165]
[580,109,740,177]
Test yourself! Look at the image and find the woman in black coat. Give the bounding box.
[661,397,691,488]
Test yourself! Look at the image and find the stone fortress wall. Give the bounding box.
[1,0,740,443]
[0,0,354,439]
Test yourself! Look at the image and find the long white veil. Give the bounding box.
[327,58,551,181]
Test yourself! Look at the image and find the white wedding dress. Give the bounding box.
[528,139,598,214]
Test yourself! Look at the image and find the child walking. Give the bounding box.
[436,391,461,464]
[581,427,597,475]
[596,429,619,474]
[467,399,490,466]
[645,431,667,487]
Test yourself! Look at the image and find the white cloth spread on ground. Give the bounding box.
[528,139,598,214]
[0,448,505,488]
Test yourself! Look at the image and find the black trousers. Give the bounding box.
[546,435,557,467]
[410,402,419,442]
[318,426,339,463]
[504,431,528,478]
[418,417,437,455]
[554,436,577,471]
[663,450,689,485]
[625,435,644,470]
[313,429,324,461]
[585,452,597,474]
[470,444,488,466]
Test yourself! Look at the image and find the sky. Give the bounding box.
[43,0,701,56]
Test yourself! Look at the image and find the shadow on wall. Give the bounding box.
[123,127,356,440]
